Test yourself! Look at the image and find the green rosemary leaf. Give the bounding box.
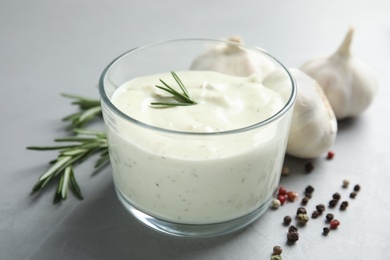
[95,153,110,168]
[26,145,79,151]
[39,156,72,181]
[151,72,197,107]
[54,137,98,142]
[78,106,102,124]
[150,102,197,107]
[171,71,191,98]
[61,148,88,156]
[69,168,83,200]
[61,166,71,199]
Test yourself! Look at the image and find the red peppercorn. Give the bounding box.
[278,186,287,196]
[327,151,335,160]
[277,194,286,205]
[330,219,340,229]
[287,191,299,202]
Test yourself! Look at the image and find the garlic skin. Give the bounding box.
[190,36,276,80]
[301,27,378,119]
[264,68,337,159]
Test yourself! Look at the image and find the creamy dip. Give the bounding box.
[105,71,290,224]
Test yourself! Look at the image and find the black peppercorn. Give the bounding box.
[350,192,357,199]
[283,216,292,226]
[329,199,338,208]
[354,184,361,192]
[287,231,299,243]
[296,207,307,216]
[305,185,314,194]
[301,196,309,205]
[323,227,330,235]
[316,204,326,214]
[288,225,298,233]
[332,192,341,201]
[305,162,314,173]
[312,210,320,218]
[326,213,334,222]
[340,201,349,210]
[273,245,283,255]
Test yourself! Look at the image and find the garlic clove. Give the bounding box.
[264,68,338,159]
[190,36,276,80]
[301,27,379,120]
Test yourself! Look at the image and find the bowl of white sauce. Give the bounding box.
[99,38,296,237]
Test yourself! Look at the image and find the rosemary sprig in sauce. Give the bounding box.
[150,71,197,107]
[27,95,107,203]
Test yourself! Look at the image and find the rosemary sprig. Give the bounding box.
[61,93,102,128]
[28,93,107,203]
[27,128,109,203]
[150,71,197,107]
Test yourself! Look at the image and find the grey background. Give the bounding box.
[1,0,389,259]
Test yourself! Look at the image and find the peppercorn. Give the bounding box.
[296,207,307,215]
[287,191,299,202]
[287,231,299,243]
[354,184,361,192]
[316,204,326,214]
[277,194,286,205]
[273,246,283,255]
[350,192,357,199]
[288,225,298,233]
[305,162,314,173]
[271,199,281,209]
[305,185,315,194]
[301,196,309,205]
[323,227,330,235]
[312,210,320,218]
[340,201,349,210]
[281,167,290,176]
[330,219,340,229]
[270,255,282,260]
[342,180,350,188]
[283,216,292,226]
[278,186,287,196]
[304,192,312,199]
[332,192,341,201]
[297,214,309,225]
[326,151,335,160]
[326,213,334,222]
[329,199,338,208]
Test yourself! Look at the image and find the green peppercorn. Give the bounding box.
[271,255,282,260]
[297,213,309,225]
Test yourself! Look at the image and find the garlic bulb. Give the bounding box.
[301,27,378,119]
[263,68,337,159]
[190,36,276,80]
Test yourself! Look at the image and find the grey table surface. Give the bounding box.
[1,0,390,259]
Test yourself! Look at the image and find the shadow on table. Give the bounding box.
[27,177,250,260]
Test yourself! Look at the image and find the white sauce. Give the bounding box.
[106,71,290,224]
